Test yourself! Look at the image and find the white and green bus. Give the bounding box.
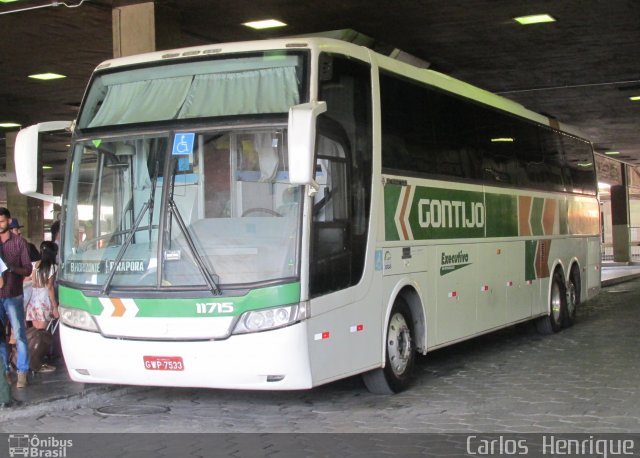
[15,38,600,393]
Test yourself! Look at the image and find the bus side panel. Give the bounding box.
[305,283,385,386]
[504,241,534,323]
[586,236,602,299]
[435,243,477,344]
[475,242,508,331]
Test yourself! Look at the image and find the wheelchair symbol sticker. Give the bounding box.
[172,133,195,155]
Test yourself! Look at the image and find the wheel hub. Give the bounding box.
[550,282,562,322]
[388,313,412,376]
[566,281,577,316]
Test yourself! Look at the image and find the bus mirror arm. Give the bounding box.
[287,101,327,188]
[14,120,72,205]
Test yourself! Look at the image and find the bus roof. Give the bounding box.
[93,37,589,141]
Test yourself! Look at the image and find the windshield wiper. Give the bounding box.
[100,200,150,295]
[100,159,160,295]
[167,159,221,295]
[148,159,159,242]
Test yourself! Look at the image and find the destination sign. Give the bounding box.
[67,260,146,274]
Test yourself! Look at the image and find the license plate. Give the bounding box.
[143,356,184,371]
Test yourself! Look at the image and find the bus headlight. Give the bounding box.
[59,306,100,332]
[232,302,309,335]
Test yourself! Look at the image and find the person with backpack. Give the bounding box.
[25,242,58,373]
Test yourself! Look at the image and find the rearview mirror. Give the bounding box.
[287,101,327,190]
[14,120,72,204]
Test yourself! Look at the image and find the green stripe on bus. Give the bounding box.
[525,240,537,281]
[383,182,598,241]
[559,199,569,235]
[59,282,301,317]
[384,184,402,241]
[485,193,518,237]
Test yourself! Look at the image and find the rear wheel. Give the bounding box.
[565,266,580,327]
[535,269,566,334]
[362,298,415,394]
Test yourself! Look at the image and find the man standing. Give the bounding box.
[0,208,33,388]
[9,218,39,262]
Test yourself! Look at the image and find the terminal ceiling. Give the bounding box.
[0,0,638,183]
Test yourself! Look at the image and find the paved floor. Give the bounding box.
[0,268,640,447]
[1,267,639,437]
[1,268,639,457]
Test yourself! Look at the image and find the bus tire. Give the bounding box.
[535,269,566,335]
[565,266,580,328]
[362,298,415,394]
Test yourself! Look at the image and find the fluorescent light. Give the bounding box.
[577,162,593,167]
[630,96,640,101]
[42,165,53,170]
[0,122,21,128]
[514,14,556,25]
[604,151,620,155]
[29,72,66,81]
[243,19,286,30]
[0,0,20,3]
[491,137,514,142]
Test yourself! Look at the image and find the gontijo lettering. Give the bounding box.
[419,199,485,229]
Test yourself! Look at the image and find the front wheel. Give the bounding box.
[362,298,415,394]
[535,269,566,334]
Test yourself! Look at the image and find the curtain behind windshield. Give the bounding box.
[83,55,303,128]
[88,77,192,127]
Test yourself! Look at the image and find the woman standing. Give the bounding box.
[25,241,59,373]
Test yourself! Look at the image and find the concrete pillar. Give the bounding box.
[113,2,155,57]
[112,2,181,58]
[6,131,44,246]
[611,163,630,262]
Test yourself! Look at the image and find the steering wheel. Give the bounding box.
[241,208,282,217]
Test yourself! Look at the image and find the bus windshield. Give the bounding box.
[60,128,302,289]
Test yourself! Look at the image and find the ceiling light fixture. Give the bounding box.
[514,14,556,25]
[29,72,66,81]
[243,19,286,30]
[42,165,53,170]
[630,96,640,101]
[0,122,21,128]
[604,151,620,155]
[491,137,514,142]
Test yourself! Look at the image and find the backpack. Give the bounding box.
[11,320,59,371]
